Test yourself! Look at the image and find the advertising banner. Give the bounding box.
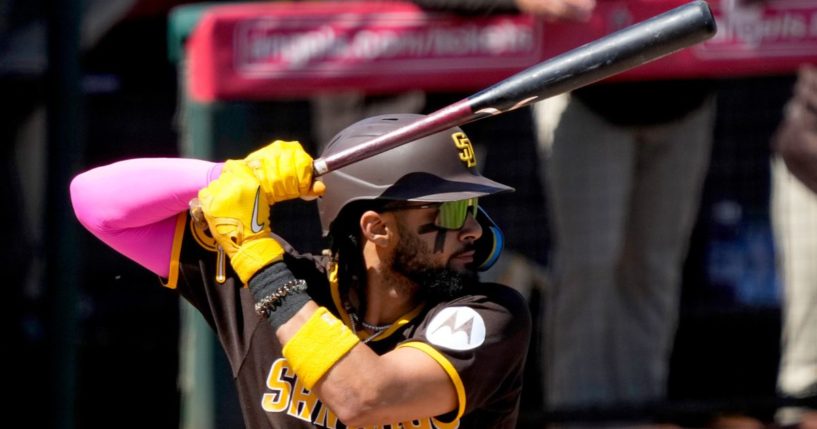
[185,0,817,101]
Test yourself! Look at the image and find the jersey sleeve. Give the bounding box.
[167,215,332,378]
[397,283,532,422]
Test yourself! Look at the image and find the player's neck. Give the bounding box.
[361,266,421,326]
[358,238,422,326]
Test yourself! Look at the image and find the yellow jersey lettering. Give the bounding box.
[403,419,433,429]
[262,358,460,428]
[313,402,340,429]
[452,132,476,168]
[288,373,320,422]
[262,358,293,412]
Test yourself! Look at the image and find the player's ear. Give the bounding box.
[360,210,391,247]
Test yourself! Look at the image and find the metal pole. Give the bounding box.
[45,0,83,427]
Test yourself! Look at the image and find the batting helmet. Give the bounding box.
[316,113,513,271]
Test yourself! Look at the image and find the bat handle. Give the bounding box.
[313,158,329,177]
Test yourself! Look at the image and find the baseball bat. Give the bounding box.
[312,0,717,176]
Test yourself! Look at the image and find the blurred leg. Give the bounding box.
[615,97,715,403]
[543,97,636,409]
[771,156,817,427]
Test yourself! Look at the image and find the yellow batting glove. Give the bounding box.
[197,160,284,283]
[244,140,326,203]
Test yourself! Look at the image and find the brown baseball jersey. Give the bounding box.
[165,213,531,429]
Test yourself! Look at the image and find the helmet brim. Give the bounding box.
[379,171,514,202]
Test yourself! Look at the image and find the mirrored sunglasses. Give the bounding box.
[382,198,479,230]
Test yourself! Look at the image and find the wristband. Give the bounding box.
[254,279,308,318]
[282,307,360,390]
[249,262,311,330]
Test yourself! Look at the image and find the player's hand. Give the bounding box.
[791,64,817,127]
[244,141,326,203]
[197,160,285,283]
[773,65,817,194]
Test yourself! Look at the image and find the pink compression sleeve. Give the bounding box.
[70,158,223,278]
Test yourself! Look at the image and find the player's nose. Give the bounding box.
[457,212,482,244]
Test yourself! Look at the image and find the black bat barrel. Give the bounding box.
[468,0,716,115]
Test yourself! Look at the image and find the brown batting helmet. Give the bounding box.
[316,113,513,236]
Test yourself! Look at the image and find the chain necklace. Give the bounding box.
[349,311,392,333]
[345,304,393,343]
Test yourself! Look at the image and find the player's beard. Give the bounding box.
[389,220,478,302]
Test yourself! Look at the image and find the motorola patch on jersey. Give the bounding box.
[426,306,486,351]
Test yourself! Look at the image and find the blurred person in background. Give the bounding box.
[770,64,817,429]
[532,5,717,425]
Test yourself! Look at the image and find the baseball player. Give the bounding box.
[70,113,531,428]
